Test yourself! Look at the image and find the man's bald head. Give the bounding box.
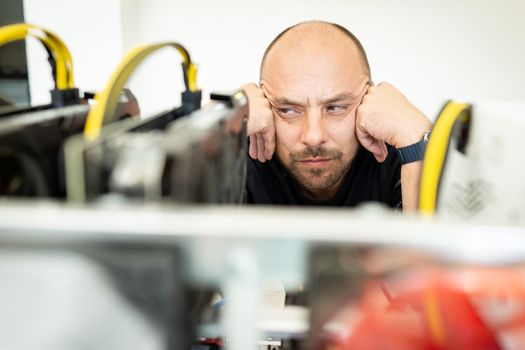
[260,21,371,80]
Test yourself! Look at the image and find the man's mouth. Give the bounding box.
[300,158,331,167]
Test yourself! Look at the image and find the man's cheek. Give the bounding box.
[273,136,288,164]
[274,125,293,152]
[331,123,358,147]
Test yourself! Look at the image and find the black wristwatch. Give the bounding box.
[396,131,430,164]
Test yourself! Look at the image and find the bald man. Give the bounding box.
[243,21,432,211]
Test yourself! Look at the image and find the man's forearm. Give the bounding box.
[401,161,423,212]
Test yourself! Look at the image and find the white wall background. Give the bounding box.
[23,0,525,120]
[23,0,127,105]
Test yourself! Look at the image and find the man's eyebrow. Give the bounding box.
[320,92,358,104]
[269,91,363,107]
[269,93,356,106]
[269,97,305,106]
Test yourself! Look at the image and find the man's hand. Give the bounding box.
[241,83,275,162]
[355,82,432,211]
[355,82,432,162]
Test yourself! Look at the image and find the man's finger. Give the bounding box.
[262,130,275,160]
[249,134,258,160]
[256,133,266,162]
[356,127,388,163]
[374,140,388,163]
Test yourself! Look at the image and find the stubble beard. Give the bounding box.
[286,146,350,194]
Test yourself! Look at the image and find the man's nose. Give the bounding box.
[300,110,328,146]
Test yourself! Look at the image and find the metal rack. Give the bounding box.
[0,200,524,349]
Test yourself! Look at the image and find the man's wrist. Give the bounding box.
[396,130,431,164]
[395,131,427,148]
[394,119,432,149]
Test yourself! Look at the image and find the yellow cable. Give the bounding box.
[0,23,74,89]
[418,101,470,214]
[30,24,75,89]
[186,61,198,91]
[423,289,446,347]
[84,42,198,141]
[0,24,71,89]
[30,24,75,87]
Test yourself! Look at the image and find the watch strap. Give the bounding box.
[396,131,430,164]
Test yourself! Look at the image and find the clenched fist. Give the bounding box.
[356,82,432,162]
[241,83,276,162]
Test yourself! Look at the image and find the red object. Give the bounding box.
[327,267,525,350]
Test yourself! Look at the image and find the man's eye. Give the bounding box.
[276,107,301,117]
[325,105,349,114]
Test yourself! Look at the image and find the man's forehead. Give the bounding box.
[262,57,367,98]
[262,46,365,82]
[261,50,366,93]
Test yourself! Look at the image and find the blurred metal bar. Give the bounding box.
[0,200,523,264]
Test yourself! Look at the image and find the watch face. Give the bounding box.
[423,131,431,143]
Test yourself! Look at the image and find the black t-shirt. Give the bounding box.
[246,146,402,208]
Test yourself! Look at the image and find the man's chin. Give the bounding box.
[294,172,334,193]
[291,165,349,196]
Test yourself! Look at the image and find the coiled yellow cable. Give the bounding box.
[83,42,198,141]
[418,101,471,215]
[0,23,74,89]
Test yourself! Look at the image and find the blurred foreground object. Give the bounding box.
[0,245,187,350]
[0,25,207,200]
[3,203,525,349]
[419,100,525,224]
[0,24,142,198]
[313,246,525,350]
[65,91,247,203]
